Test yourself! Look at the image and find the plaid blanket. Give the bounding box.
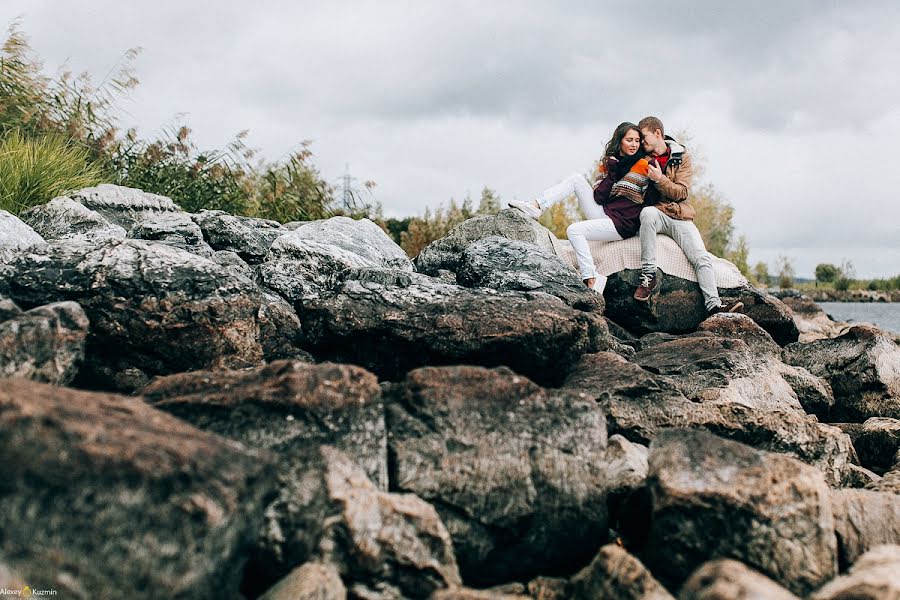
[551,234,748,288]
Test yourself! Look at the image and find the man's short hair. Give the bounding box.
[638,116,665,137]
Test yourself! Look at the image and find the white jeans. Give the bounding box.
[639,206,721,310]
[537,173,623,280]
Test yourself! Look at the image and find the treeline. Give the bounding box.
[750,258,900,291]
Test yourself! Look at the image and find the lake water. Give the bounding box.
[817,302,900,335]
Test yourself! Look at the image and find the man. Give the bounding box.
[633,116,743,316]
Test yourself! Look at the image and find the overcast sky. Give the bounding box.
[3,1,899,277]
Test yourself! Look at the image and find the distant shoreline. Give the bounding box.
[773,289,899,303]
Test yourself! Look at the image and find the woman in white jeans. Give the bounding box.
[509,122,651,293]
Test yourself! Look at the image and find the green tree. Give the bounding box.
[752,261,770,286]
[834,260,855,292]
[776,255,795,289]
[815,263,839,284]
[725,234,751,279]
[476,186,501,214]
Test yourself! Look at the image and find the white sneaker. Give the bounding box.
[507,200,542,220]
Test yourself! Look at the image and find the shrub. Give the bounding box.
[0,131,102,214]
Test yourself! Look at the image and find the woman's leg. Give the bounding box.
[537,173,607,220]
[566,217,623,281]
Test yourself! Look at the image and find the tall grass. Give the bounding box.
[0,130,102,214]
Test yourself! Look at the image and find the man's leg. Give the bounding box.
[668,221,733,312]
[634,207,667,300]
[566,217,624,286]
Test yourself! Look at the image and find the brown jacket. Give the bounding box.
[648,138,695,221]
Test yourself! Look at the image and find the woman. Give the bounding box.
[508,122,651,292]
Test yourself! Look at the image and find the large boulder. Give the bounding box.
[810,545,900,600]
[415,209,557,275]
[0,299,88,384]
[258,562,346,600]
[775,291,848,342]
[563,352,854,486]
[68,183,183,230]
[604,271,799,345]
[385,365,609,585]
[0,238,270,391]
[289,216,412,270]
[239,445,461,599]
[679,559,800,600]
[837,418,900,474]
[0,209,45,263]
[646,429,838,595]
[191,209,287,264]
[20,196,127,244]
[456,236,604,312]
[142,360,387,489]
[299,277,613,386]
[784,325,900,421]
[830,489,900,567]
[127,210,215,256]
[0,378,276,600]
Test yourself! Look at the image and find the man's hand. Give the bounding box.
[647,160,663,183]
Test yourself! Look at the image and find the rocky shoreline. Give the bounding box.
[776,288,900,303]
[1,184,898,599]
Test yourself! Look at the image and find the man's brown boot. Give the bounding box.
[634,272,658,302]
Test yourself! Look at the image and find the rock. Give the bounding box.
[569,544,674,600]
[0,209,45,263]
[563,352,854,486]
[385,365,609,585]
[258,562,347,600]
[779,365,835,421]
[601,435,651,549]
[68,183,183,230]
[430,588,529,600]
[830,489,900,567]
[20,196,127,244]
[191,209,287,264]
[845,464,882,489]
[869,461,900,494]
[289,216,412,270]
[777,293,848,342]
[810,545,900,600]
[415,209,557,275]
[245,445,460,600]
[0,300,88,384]
[0,238,269,391]
[0,378,276,600]
[299,278,612,386]
[696,313,781,356]
[455,236,603,312]
[604,272,799,345]
[784,325,900,421]
[646,429,837,595]
[212,250,255,280]
[838,418,900,474]
[128,211,215,256]
[679,559,800,600]
[142,360,387,489]
[257,292,308,362]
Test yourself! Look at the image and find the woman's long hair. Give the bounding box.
[603,122,646,175]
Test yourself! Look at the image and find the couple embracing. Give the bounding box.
[509,116,743,318]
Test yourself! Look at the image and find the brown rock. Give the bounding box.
[810,545,900,600]
[569,544,674,600]
[0,300,88,384]
[696,313,781,356]
[830,489,900,567]
[778,294,848,343]
[679,559,800,600]
[385,365,609,585]
[0,378,276,600]
[646,429,837,596]
[526,577,569,600]
[258,562,347,600]
[430,588,529,600]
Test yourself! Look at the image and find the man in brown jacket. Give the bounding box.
[633,116,743,315]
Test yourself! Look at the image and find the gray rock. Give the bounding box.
[810,545,900,600]
[288,216,412,270]
[646,429,837,595]
[0,378,276,600]
[784,325,900,421]
[212,250,255,279]
[20,196,127,244]
[563,352,854,486]
[415,209,557,275]
[258,562,346,600]
[385,365,609,585]
[299,278,613,386]
[830,489,900,566]
[142,360,387,490]
[128,211,214,256]
[191,209,287,264]
[604,272,799,346]
[0,300,88,384]
[679,559,800,600]
[257,292,308,362]
[69,183,183,230]
[0,238,268,391]
[0,209,45,263]
[456,236,603,312]
[569,544,674,600]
